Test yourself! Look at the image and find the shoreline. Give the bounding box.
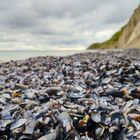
[0,48,137,63]
[0,48,130,63]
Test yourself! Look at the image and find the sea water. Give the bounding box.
[0,50,99,62]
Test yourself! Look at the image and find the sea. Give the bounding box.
[0,50,100,62]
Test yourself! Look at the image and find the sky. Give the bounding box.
[0,0,139,50]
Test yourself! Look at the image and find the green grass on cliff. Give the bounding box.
[88,27,124,49]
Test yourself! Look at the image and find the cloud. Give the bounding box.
[0,0,139,50]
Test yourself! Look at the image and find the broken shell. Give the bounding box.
[120,87,129,96]
[12,91,22,98]
[128,114,140,122]
[83,115,90,124]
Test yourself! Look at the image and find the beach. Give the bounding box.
[0,49,140,140]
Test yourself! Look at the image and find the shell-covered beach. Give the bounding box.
[0,49,140,140]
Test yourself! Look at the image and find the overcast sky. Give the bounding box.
[0,0,139,50]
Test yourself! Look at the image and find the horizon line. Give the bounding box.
[0,49,86,51]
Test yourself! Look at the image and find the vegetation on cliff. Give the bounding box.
[88,4,140,49]
[88,27,124,49]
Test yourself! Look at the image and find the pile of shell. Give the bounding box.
[0,49,140,140]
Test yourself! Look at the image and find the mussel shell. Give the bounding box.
[38,132,57,140]
[91,112,101,123]
[95,127,105,137]
[102,77,112,84]
[68,92,85,99]
[10,119,27,130]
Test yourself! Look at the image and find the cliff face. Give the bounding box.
[88,5,140,49]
